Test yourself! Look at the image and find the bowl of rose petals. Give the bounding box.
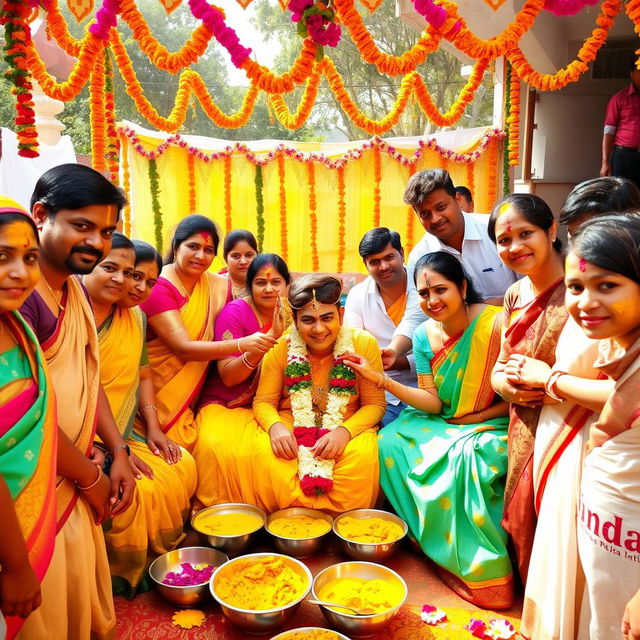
[149,546,229,606]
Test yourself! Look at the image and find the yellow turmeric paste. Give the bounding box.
[317,577,403,614]
[268,514,331,539]
[193,511,263,536]
[336,516,404,543]
[214,556,307,610]
[278,631,343,639]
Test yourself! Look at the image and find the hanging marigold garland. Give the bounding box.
[255,164,265,251]
[148,157,163,253]
[224,153,232,234]
[121,140,132,236]
[486,137,498,208]
[502,61,511,196]
[336,165,346,273]
[372,147,381,228]
[1,0,39,157]
[104,48,120,183]
[187,152,197,213]
[507,63,521,166]
[307,161,320,272]
[89,46,107,171]
[277,152,288,263]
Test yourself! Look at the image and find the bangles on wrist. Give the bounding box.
[545,370,567,401]
[76,463,102,491]
[242,352,260,370]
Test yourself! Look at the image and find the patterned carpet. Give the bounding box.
[114,537,522,639]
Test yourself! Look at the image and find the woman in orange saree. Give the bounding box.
[139,215,275,451]
[0,197,57,640]
[489,194,568,584]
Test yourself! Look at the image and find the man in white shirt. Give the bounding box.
[393,168,518,346]
[344,227,418,425]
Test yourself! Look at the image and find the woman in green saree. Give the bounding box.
[345,251,513,609]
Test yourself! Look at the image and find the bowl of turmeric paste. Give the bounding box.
[210,552,313,634]
[270,628,350,640]
[192,503,266,557]
[266,508,334,558]
[333,509,407,562]
[311,561,408,638]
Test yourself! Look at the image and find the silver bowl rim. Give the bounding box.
[210,552,313,614]
[332,508,408,546]
[270,627,351,640]
[266,507,334,541]
[311,560,408,619]
[191,502,267,538]
[148,545,230,589]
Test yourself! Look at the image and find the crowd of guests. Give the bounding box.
[1,162,640,640]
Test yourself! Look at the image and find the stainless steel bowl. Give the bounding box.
[148,546,229,607]
[333,508,407,562]
[311,561,408,638]
[210,552,312,635]
[191,503,266,557]
[270,628,350,639]
[266,508,334,559]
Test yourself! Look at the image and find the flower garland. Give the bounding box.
[187,151,196,213]
[507,63,520,167]
[285,324,356,496]
[502,62,511,196]
[148,157,163,253]
[224,154,232,233]
[627,0,640,42]
[277,152,288,263]
[254,164,265,251]
[289,0,341,61]
[104,49,120,182]
[120,133,132,236]
[307,161,320,272]
[336,165,346,273]
[89,46,107,170]
[544,0,598,16]
[372,147,381,227]
[1,0,39,158]
[487,137,498,208]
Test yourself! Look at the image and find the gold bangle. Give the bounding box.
[76,463,102,491]
[242,352,260,370]
[141,405,157,413]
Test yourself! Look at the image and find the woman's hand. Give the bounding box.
[129,452,153,480]
[269,422,298,460]
[0,558,41,618]
[108,453,136,516]
[504,354,551,389]
[622,588,640,640]
[146,428,182,465]
[447,411,486,425]
[81,470,112,524]
[340,353,381,385]
[500,379,545,408]
[380,347,397,371]
[312,426,350,460]
[268,297,285,340]
[241,332,277,355]
[89,445,106,468]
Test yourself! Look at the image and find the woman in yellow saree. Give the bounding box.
[250,275,386,513]
[83,236,196,596]
[0,198,57,640]
[193,253,289,507]
[140,215,275,451]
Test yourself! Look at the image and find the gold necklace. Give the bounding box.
[41,276,64,312]
[173,266,192,299]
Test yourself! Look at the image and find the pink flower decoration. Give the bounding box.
[544,0,598,15]
[412,0,446,28]
[485,618,516,640]
[466,618,488,638]
[289,0,313,21]
[420,604,446,625]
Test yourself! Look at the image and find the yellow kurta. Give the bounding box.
[98,307,197,593]
[253,328,385,513]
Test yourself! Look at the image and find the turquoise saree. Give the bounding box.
[379,306,513,609]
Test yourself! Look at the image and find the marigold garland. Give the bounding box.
[90,46,107,170]
[336,165,346,273]
[372,147,381,227]
[121,138,132,236]
[148,157,163,253]
[224,153,232,233]
[307,161,320,272]
[486,137,498,208]
[104,49,120,182]
[507,62,520,167]
[255,164,265,251]
[277,152,288,262]
[503,61,511,195]
[187,151,197,213]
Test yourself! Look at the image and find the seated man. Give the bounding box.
[344,227,418,426]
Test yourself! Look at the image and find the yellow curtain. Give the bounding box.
[122,126,502,274]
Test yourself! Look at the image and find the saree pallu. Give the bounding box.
[380,306,513,609]
[19,276,115,640]
[500,278,568,583]
[521,319,598,640]
[98,306,196,595]
[0,312,57,640]
[144,271,227,451]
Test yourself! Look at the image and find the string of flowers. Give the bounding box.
[224,153,232,233]
[626,0,640,43]
[148,157,163,253]
[1,0,39,157]
[372,147,381,227]
[285,324,356,497]
[289,0,341,61]
[89,46,107,170]
[307,161,320,272]
[187,151,196,213]
[277,152,288,262]
[336,165,346,273]
[104,48,120,183]
[502,61,511,196]
[121,137,132,237]
[487,137,498,208]
[254,164,265,251]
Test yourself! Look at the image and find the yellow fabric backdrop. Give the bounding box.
[122,125,501,273]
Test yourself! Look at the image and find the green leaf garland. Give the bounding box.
[148,158,163,253]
